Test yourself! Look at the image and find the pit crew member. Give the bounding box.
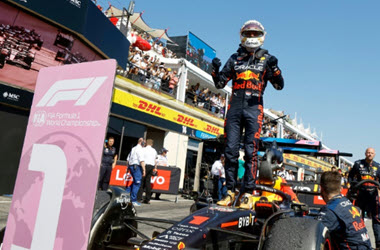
[348,147,380,247]
[319,171,371,249]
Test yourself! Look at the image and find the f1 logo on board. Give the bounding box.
[36,77,107,107]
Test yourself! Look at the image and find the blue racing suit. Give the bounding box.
[348,159,380,247]
[319,195,371,249]
[212,45,284,192]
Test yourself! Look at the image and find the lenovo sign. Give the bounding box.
[110,161,181,195]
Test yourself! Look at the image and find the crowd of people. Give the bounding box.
[98,137,170,207]
[126,47,179,95]
[130,28,177,59]
[186,82,226,118]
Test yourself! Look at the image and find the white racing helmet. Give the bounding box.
[240,20,266,52]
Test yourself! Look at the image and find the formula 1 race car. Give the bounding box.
[86,138,355,250]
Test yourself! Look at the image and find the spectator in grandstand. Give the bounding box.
[168,69,179,95]
[161,68,171,92]
[318,171,371,249]
[219,96,226,118]
[348,147,380,247]
[127,67,139,82]
[331,166,337,172]
[197,88,210,108]
[210,93,219,113]
[185,83,198,105]
[130,50,142,67]
[137,55,150,83]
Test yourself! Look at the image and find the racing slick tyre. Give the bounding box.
[263,217,331,250]
[88,187,137,250]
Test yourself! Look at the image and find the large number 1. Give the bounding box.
[11,144,67,250]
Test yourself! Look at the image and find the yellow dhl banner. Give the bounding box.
[283,154,331,171]
[112,89,223,136]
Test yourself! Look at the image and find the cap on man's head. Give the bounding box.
[220,154,225,158]
[162,148,168,153]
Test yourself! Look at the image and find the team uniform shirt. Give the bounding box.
[156,155,168,166]
[101,146,116,166]
[348,159,380,192]
[211,160,225,178]
[318,195,371,249]
[127,144,145,165]
[143,145,157,166]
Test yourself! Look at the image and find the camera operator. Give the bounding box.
[348,147,380,248]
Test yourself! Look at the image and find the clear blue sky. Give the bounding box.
[104,0,380,162]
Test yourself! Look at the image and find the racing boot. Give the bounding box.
[239,193,256,210]
[217,190,235,206]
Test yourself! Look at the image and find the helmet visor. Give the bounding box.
[241,30,264,38]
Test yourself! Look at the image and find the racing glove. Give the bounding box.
[267,55,284,90]
[212,57,222,72]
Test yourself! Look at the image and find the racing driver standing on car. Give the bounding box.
[211,20,284,209]
[348,147,380,248]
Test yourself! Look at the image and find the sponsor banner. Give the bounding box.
[112,89,223,137]
[110,161,181,195]
[0,84,33,109]
[3,60,116,250]
[283,153,332,171]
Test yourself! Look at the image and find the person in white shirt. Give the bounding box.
[154,148,169,200]
[286,170,296,181]
[156,148,169,167]
[277,165,289,180]
[211,154,227,200]
[138,139,157,204]
[127,138,146,206]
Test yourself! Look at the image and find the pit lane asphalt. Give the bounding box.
[0,195,376,247]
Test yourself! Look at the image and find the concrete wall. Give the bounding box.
[164,131,188,189]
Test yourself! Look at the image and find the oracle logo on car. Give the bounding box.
[137,100,162,115]
[176,114,195,127]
